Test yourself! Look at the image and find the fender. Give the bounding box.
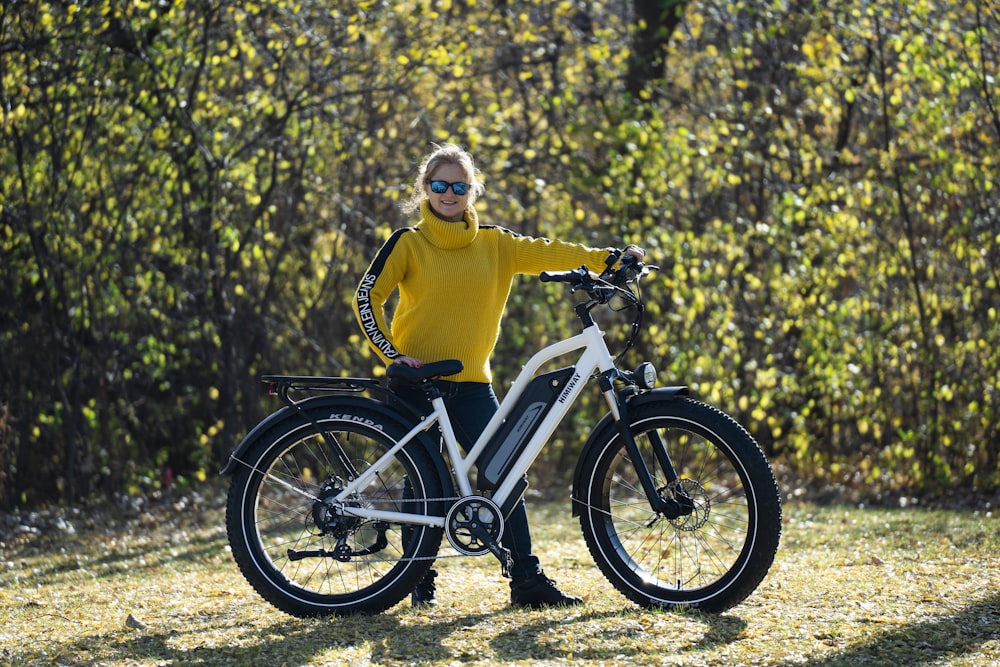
[219,394,455,500]
[570,386,690,517]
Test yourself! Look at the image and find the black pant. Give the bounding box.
[390,380,541,581]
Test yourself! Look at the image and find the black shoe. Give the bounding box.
[411,569,438,607]
[510,572,582,608]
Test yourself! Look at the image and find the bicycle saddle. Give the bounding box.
[385,359,464,384]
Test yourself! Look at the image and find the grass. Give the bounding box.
[2,484,999,666]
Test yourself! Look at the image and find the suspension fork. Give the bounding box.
[644,424,696,515]
[602,379,694,519]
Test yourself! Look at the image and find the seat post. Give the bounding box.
[422,380,446,401]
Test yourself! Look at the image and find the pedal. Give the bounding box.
[490,543,513,579]
[467,522,513,578]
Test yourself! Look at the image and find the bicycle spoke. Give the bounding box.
[588,413,760,599]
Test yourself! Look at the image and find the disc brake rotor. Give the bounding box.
[664,478,710,531]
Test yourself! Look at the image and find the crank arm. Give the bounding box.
[468,523,512,578]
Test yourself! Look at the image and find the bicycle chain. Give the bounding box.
[317,496,502,564]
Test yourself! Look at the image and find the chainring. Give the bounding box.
[445,496,505,556]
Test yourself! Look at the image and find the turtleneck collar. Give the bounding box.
[416,200,479,250]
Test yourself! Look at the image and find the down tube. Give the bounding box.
[465,327,607,469]
[490,341,610,508]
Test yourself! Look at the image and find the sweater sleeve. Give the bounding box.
[353,229,410,364]
[506,231,616,276]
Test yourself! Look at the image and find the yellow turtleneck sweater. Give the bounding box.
[353,202,615,383]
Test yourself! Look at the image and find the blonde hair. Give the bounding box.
[401,143,486,214]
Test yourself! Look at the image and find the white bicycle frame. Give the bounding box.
[329,321,620,529]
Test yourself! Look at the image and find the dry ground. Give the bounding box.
[2,485,998,666]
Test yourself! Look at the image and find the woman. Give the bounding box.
[353,143,644,608]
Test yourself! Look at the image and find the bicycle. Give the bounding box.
[222,251,782,617]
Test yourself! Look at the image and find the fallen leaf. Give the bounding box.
[125,613,149,631]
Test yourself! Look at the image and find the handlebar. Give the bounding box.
[539,266,590,285]
[539,250,654,296]
[540,250,657,362]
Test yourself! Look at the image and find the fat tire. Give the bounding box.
[226,406,444,617]
[578,397,781,612]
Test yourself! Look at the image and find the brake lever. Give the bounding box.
[613,255,640,285]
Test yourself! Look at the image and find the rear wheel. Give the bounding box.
[578,398,781,612]
[226,407,444,616]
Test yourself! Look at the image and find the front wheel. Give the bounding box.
[578,397,781,613]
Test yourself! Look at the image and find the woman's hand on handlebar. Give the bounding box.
[623,244,645,262]
[611,245,647,277]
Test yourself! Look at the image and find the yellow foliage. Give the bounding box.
[2,0,998,505]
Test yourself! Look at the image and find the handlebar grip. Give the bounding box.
[540,266,589,284]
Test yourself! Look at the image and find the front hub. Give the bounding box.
[660,478,710,531]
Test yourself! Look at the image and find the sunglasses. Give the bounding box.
[429,180,470,196]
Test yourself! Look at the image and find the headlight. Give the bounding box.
[633,362,656,390]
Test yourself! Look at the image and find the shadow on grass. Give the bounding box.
[489,608,748,662]
[9,592,998,666]
[8,605,744,666]
[777,591,1000,667]
[3,526,229,589]
[18,612,409,666]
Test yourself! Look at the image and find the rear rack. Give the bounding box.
[260,375,387,409]
[261,375,381,395]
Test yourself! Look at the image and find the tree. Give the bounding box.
[2,0,997,508]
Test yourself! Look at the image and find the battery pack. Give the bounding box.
[477,367,575,490]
